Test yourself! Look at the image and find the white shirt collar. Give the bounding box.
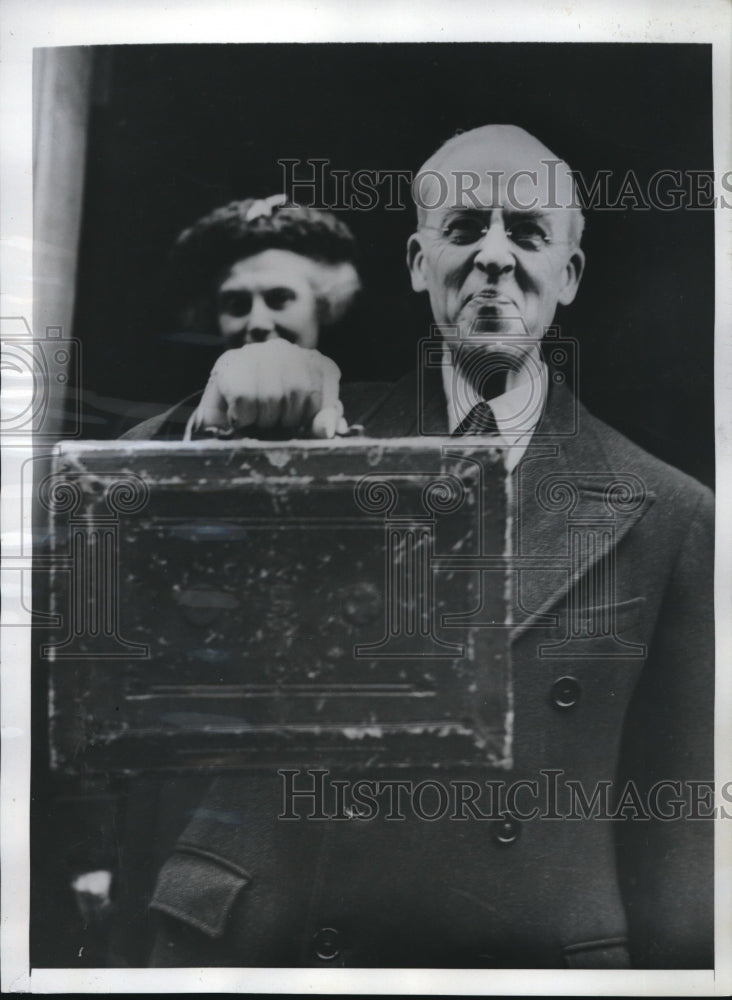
[440,345,548,472]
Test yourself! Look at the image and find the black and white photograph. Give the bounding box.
[1,0,731,993]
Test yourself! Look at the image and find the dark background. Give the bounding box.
[73,42,715,487]
[33,42,716,967]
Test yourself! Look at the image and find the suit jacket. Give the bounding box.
[127,367,714,969]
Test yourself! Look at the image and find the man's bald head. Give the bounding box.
[406,123,586,355]
[413,124,585,246]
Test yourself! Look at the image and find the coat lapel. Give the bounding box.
[509,380,655,640]
[356,364,656,638]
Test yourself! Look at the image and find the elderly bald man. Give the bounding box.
[407,125,583,431]
[138,126,713,971]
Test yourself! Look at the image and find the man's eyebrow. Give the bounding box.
[441,205,553,217]
[503,206,551,219]
[502,207,559,230]
[421,207,490,225]
[432,207,555,226]
[443,206,490,215]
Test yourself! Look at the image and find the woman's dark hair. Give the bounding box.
[167,198,361,325]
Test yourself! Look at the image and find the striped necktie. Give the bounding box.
[452,400,499,436]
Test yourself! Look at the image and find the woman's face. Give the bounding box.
[215,249,321,349]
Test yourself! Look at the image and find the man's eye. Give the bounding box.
[264,289,296,310]
[506,221,549,249]
[219,293,252,317]
[442,219,486,245]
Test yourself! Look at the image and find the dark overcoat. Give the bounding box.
[120,366,714,969]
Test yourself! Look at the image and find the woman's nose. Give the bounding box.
[244,297,278,342]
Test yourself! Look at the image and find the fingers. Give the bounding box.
[319,354,342,411]
[309,353,343,439]
[311,400,344,439]
[199,340,344,438]
[252,364,285,430]
[191,367,229,432]
[282,387,307,430]
[223,362,258,429]
[216,346,269,429]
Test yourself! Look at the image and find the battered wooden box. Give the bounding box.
[44,438,510,772]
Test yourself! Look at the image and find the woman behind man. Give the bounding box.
[123,194,362,441]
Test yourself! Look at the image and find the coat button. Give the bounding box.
[312,927,340,961]
[493,815,521,845]
[551,676,581,710]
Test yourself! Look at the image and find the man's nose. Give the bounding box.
[473,223,515,277]
[244,298,278,343]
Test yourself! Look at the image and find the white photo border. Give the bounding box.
[1,0,730,994]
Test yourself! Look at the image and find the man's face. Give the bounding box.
[216,249,320,349]
[407,129,585,365]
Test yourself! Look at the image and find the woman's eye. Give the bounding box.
[219,293,251,317]
[265,289,296,310]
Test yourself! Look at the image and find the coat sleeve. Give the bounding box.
[614,484,715,968]
[118,392,203,440]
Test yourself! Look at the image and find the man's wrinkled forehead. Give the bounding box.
[413,125,579,226]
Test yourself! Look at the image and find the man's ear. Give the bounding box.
[406,232,428,292]
[557,247,586,306]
